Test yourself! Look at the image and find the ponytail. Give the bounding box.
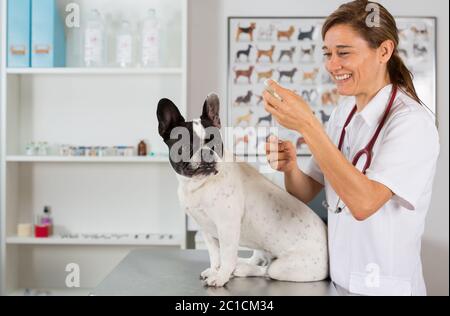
[388,53,423,104]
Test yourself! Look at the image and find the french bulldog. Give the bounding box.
[157,94,328,287]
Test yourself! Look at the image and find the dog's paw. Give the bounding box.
[205,273,231,287]
[233,264,250,278]
[233,262,268,278]
[200,268,217,280]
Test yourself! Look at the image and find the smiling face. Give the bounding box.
[157,94,224,178]
[322,24,390,98]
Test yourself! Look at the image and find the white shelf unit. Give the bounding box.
[6,235,181,246]
[6,67,184,75]
[0,0,188,295]
[6,155,170,163]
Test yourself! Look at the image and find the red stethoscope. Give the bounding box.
[323,85,398,214]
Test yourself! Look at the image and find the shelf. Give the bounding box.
[6,67,184,75]
[10,288,92,296]
[6,155,170,163]
[1,0,189,296]
[6,235,180,246]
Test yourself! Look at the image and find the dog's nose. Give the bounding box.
[201,148,215,162]
[201,148,214,155]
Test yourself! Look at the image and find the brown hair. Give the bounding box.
[322,0,423,104]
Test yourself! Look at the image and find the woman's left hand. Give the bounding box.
[262,80,317,133]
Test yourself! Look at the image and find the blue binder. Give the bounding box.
[7,0,31,68]
[31,0,66,67]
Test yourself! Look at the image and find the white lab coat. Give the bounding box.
[303,84,440,296]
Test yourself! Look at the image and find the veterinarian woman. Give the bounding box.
[263,0,439,296]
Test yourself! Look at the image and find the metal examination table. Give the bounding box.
[92,248,338,296]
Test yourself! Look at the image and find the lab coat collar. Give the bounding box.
[357,84,394,128]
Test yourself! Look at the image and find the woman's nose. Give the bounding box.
[326,55,342,73]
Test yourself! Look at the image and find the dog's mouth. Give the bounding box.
[175,161,218,178]
[170,148,220,178]
[193,162,219,177]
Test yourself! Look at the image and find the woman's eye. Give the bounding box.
[338,52,349,56]
[323,53,332,58]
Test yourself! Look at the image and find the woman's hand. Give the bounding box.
[262,80,317,133]
[265,135,298,173]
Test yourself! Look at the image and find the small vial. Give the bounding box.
[264,79,283,101]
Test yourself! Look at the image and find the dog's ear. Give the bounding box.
[201,93,221,129]
[157,98,185,139]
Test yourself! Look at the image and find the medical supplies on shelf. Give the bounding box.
[140,9,160,67]
[7,2,162,69]
[84,9,107,67]
[34,206,54,238]
[59,233,174,241]
[23,141,155,157]
[84,8,161,68]
[17,223,33,237]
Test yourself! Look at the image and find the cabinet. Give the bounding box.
[0,0,188,295]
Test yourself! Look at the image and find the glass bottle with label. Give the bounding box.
[84,9,106,67]
[116,20,134,68]
[140,9,160,67]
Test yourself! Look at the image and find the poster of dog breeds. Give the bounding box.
[228,17,436,156]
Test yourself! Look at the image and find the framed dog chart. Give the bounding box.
[227,17,436,156]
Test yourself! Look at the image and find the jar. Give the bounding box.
[25,142,36,156]
[69,146,76,156]
[38,142,49,156]
[97,147,106,157]
[89,147,97,157]
[63,144,72,156]
[77,146,85,156]
[116,146,127,156]
[107,147,116,156]
[125,146,135,156]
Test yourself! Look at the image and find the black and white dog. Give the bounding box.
[157,94,328,287]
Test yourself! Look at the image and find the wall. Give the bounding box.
[188,0,449,295]
[0,0,3,294]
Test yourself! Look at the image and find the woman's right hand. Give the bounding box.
[265,135,298,173]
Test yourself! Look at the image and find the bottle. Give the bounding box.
[84,9,106,67]
[41,206,53,236]
[138,140,147,156]
[140,9,160,67]
[116,19,134,67]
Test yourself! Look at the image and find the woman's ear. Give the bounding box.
[379,39,395,64]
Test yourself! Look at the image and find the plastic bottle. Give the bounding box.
[116,19,134,67]
[41,206,53,236]
[84,9,106,67]
[140,9,160,67]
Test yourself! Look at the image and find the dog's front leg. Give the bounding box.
[200,231,220,280]
[204,221,240,287]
